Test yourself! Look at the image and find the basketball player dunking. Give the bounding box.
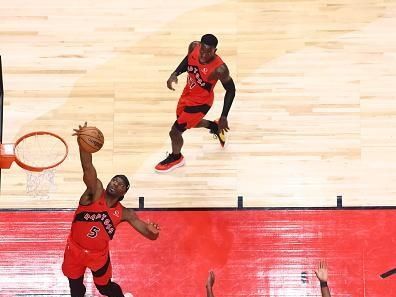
[62,122,160,297]
[155,34,236,173]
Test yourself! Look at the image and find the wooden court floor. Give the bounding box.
[1,0,396,208]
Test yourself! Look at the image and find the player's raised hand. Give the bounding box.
[72,122,88,136]
[314,260,328,282]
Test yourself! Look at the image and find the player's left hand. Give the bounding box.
[218,116,229,134]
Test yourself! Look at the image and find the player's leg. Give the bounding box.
[155,98,187,172]
[155,121,186,172]
[95,280,125,297]
[155,103,213,171]
[195,118,211,128]
[170,121,185,155]
[92,255,125,297]
[62,240,87,297]
[208,119,226,147]
[196,118,226,148]
[68,276,86,297]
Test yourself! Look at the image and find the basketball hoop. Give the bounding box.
[0,131,68,197]
[0,131,68,171]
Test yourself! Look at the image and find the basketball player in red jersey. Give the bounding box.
[155,34,236,172]
[62,122,160,297]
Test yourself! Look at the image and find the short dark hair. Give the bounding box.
[113,174,130,201]
[201,34,218,48]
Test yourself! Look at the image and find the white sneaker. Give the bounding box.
[124,293,134,297]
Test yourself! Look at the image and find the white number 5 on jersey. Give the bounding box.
[87,226,100,238]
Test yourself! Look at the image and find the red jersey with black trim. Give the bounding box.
[180,44,224,106]
[70,190,123,251]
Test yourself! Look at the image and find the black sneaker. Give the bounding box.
[209,120,226,147]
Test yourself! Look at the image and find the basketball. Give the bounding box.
[77,127,104,153]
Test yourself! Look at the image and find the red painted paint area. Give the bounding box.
[0,210,395,296]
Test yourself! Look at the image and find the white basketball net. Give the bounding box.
[15,133,67,169]
[12,132,67,198]
[25,168,57,199]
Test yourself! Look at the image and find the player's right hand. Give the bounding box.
[167,73,178,91]
[72,121,88,136]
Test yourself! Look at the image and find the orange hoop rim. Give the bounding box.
[14,131,69,172]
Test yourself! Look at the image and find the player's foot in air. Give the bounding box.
[155,153,185,172]
[209,120,226,147]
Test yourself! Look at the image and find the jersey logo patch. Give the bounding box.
[187,65,212,92]
[74,211,116,239]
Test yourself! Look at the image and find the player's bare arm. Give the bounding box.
[206,271,215,297]
[167,41,200,91]
[73,122,104,204]
[214,63,236,133]
[121,207,160,240]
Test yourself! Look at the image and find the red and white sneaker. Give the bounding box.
[155,153,185,173]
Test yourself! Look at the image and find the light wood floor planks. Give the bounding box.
[1,0,396,208]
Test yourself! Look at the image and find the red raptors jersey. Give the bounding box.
[70,190,123,251]
[180,44,224,106]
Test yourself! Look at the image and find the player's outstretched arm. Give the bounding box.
[73,122,103,201]
[122,207,160,240]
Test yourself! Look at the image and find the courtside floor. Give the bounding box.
[1,209,395,296]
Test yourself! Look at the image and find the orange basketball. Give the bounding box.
[77,127,104,153]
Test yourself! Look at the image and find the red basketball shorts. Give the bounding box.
[62,237,112,286]
[175,97,212,132]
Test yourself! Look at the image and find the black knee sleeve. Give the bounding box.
[68,276,86,297]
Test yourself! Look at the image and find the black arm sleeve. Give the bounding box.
[221,78,236,117]
[173,55,188,76]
